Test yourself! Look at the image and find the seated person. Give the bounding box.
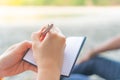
[72,35,120,80]
[0,26,89,80]
[0,26,66,80]
[0,26,120,80]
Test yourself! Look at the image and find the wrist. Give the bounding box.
[37,65,61,80]
[37,58,62,70]
[88,49,98,57]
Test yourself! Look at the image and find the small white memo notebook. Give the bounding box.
[23,36,86,77]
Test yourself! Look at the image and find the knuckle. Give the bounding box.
[31,32,37,39]
[60,36,66,43]
[49,32,58,38]
[52,33,58,38]
[22,40,29,45]
[48,32,66,44]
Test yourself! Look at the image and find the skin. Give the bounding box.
[32,27,66,80]
[0,26,66,80]
[0,40,37,77]
[80,35,120,63]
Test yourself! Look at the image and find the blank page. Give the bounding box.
[23,37,86,77]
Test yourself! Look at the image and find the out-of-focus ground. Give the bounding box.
[0,6,120,80]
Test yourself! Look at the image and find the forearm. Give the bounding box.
[92,36,120,54]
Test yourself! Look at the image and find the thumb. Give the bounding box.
[16,40,32,56]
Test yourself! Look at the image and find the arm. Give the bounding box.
[0,41,37,77]
[0,25,65,80]
[91,35,120,54]
[80,35,120,63]
[31,26,66,80]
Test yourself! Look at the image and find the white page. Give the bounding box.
[23,37,86,76]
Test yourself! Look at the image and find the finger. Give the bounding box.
[23,61,37,72]
[36,25,47,36]
[36,24,54,41]
[52,27,65,38]
[53,27,62,33]
[19,40,32,49]
[6,44,18,51]
[31,25,47,42]
[16,40,32,55]
[39,26,65,43]
[29,65,37,72]
[42,30,65,45]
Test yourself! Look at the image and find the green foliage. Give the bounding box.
[1,0,120,6]
[93,0,110,6]
[19,0,88,6]
[71,0,86,6]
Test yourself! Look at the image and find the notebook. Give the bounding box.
[23,36,86,77]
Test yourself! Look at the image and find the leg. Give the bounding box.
[72,57,95,75]
[72,56,120,80]
[60,74,90,80]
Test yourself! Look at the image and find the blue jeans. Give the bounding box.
[61,56,120,80]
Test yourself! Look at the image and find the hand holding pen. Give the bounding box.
[40,24,53,41]
[31,24,66,80]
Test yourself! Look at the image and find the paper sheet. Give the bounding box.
[23,37,86,76]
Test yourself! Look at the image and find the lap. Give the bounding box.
[60,74,90,80]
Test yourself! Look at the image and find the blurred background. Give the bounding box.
[0,0,120,80]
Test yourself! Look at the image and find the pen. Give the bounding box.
[40,24,53,40]
[42,24,53,36]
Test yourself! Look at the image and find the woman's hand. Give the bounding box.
[0,41,37,77]
[79,49,97,64]
[32,26,66,80]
